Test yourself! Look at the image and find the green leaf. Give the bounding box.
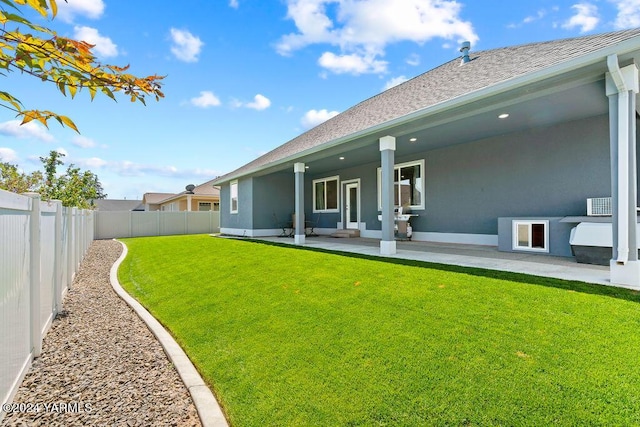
[0,90,23,110]
[56,79,66,96]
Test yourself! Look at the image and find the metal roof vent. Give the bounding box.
[460,41,471,64]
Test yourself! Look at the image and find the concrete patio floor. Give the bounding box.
[254,235,611,287]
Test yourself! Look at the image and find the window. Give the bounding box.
[230,181,238,213]
[313,176,339,212]
[377,159,425,210]
[198,202,212,211]
[512,220,549,252]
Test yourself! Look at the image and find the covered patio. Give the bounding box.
[253,235,611,287]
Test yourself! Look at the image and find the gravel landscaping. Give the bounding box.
[2,239,202,427]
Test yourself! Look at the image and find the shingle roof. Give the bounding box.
[215,28,640,183]
[142,192,174,204]
[153,178,221,204]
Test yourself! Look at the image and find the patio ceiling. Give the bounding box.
[292,77,610,177]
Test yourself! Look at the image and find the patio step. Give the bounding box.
[331,229,360,238]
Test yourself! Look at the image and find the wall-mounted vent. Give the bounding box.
[587,197,612,216]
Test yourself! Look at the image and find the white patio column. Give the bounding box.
[187,194,192,211]
[606,55,640,289]
[294,162,306,245]
[380,136,396,255]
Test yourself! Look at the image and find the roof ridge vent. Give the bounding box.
[460,41,471,64]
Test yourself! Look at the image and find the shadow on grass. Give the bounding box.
[244,238,640,304]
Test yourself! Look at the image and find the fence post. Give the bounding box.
[81,210,86,256]
[26,193,42,358]
[67,207,74,288]
[89,210,94,242]
[53,200,63,316]
[73,207,79,272]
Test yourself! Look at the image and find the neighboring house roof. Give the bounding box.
[93,199,144,211]
[142,192,174,205]
[155,178,220,205]
[213,28,640,184]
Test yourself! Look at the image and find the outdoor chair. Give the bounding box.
[305,214,320,236]
[273,213,293,237]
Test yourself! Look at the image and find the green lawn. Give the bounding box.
[118,235,640,426]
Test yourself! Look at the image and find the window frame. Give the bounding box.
[230,180,238,214]
[312,175,340,213]
[198,202,212,211]
[512,220,549,253]
[377,159,425,210]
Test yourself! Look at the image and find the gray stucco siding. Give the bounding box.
[252,172,294,229]
[220,177,254,231]
[221,114,617,240]
[419,114,611,235]
[303,162,380,230]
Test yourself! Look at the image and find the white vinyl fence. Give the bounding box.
[94,210,220,239]
[0,189,93,414]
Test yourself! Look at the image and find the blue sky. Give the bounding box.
[0,0,637,199]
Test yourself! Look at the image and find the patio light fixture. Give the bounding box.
[339,156,345,160]
[409,137,417,142]
[498,113,510,119]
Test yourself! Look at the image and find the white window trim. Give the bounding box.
[512,220,549,253]
[377,159,426,211]
[312,175,340,213]
[230,180,238,214]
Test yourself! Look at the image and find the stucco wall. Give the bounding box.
[418,114,611,235]
[220,177,254,232]
[221,114,617,240]
[252,172,295,229]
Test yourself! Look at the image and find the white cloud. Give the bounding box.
[57,0,105,23]
[276,0,478,75]
[524,9,547,24]
[233,94,272,110]
[80,157,108,168]
[191,91,221,108]
[72,135,97,148]
[0,147,18,162]
[383,75,408,91]
[110,160,217,179]
[246,94,271,110]
[562,3,599,32]
[229,0,239,8]
[318,52,387,74]
[0,120,54,142]
[73,26,118,58]
[170,28,204,62]
[406,53,420,66]
[611,0,640,29]
[301,109,340,129]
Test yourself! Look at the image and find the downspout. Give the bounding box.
[607,54,630,264]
